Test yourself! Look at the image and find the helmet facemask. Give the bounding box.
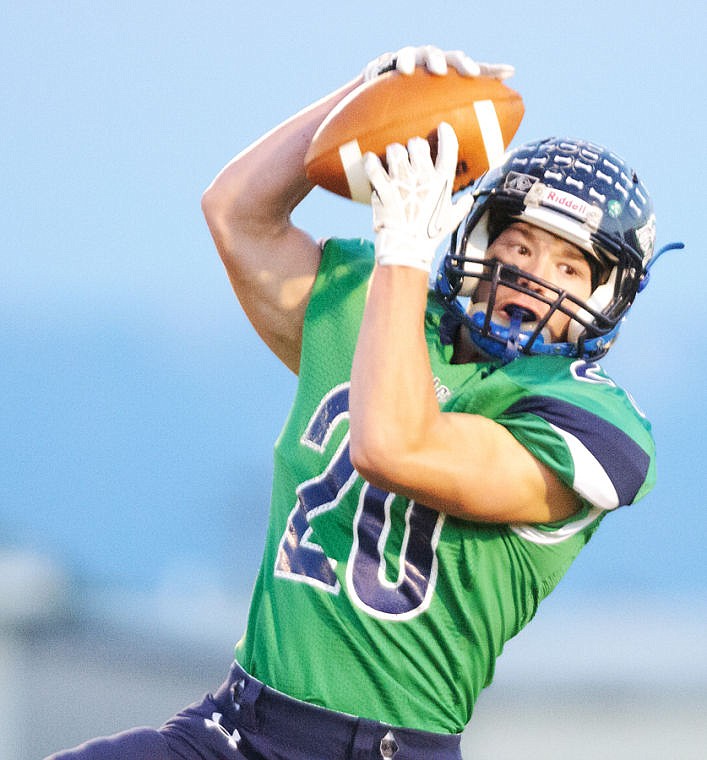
[440,220,621,362]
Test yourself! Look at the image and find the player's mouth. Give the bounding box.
[495,301,559,341]
[470,300,543,327]
[493,302,543,328]
[501,304,539,323]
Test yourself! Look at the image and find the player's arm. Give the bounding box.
[349,266,580,523]
[349,126,580,524]
[201,46,511,374]
[201,78,360,373]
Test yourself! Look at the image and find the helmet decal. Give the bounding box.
[524,181,603,231]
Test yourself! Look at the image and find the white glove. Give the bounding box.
[363,123,474,273]
[362,44,514,82]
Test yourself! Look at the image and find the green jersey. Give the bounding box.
[235,238,655,734]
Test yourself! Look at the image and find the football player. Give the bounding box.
[47,45,676,760]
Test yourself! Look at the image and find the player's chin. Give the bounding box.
[546,317,572,343]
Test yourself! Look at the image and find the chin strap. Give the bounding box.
[502,306,534,364]
[439,310,463,346]
[638,241,684,293]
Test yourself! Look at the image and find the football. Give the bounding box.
[304,68,525,204]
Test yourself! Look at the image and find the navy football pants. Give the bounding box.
[45,662,463,760]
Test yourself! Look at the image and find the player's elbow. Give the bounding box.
[201,177,257,272]
[200,183,219,221]
[350,450,398,495]
[201,180,234,238]
[349,428,410,494]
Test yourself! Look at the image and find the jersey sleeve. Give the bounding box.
[495,359,656,512]
[445,355,656,518]
[316,237,375,293]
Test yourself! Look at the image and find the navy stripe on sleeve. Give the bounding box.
[505,396,650,507]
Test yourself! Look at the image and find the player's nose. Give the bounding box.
[517,254,552,291]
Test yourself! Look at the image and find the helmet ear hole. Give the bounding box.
[567,267,617,342]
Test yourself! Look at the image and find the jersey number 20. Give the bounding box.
[275,383,444,621]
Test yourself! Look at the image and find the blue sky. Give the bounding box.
[2,1,704,636]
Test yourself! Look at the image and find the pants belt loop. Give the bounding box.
[351,718,390,760]
[232,672,264,733]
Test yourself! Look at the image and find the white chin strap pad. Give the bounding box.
[459,210,490,297]
[566,267,617,342]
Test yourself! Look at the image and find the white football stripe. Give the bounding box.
[473,100,505,170]
[338,140,372,204]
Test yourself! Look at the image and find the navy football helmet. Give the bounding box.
[435,137,660,362]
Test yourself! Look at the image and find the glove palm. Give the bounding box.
[364,123,474,273]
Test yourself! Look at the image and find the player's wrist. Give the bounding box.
[374,229,437,273]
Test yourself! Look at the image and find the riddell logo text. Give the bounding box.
[544,189,588,217]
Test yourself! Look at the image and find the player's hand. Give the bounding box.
[363,122,474,274]
[362,45,514,82]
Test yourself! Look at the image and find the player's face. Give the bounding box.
[475,222,594,341]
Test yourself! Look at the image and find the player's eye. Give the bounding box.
[559,259,592,281]
[560,262,578,276]
[498,239,529,257]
